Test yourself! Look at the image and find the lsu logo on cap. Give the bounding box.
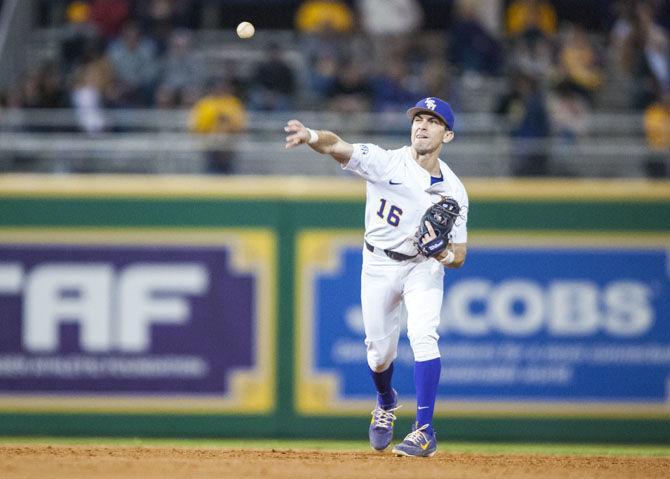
[406,97,456,130]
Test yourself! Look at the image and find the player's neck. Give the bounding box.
[411,148,442,177]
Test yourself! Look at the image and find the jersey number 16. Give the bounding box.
[376,199,403,227]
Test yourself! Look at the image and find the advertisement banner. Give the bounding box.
[296,231,670,417]
[0,229,276,413]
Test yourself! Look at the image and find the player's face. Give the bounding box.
[410,114,453,155]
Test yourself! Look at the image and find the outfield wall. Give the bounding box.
[0,175,669,443]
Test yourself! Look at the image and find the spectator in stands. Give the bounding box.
[61,1,100,74]
[135,0,175,53]
[508,32,556,84]
[107,22,159,106]
[70,43,116,132]
[455,0,503,37]
[190,78,247,173]
[356,0,423,62]
[157,29,200,103]
[248,42,297,111]
[610,0,638,63]
[545,79,590,177]
[371,56,419,112]
[496,71,551,176]
[295,0,355,34]
[547,80,589,142]
[417,60,456,104]
[10,68,60,112]
[449,0,503,76]
[89,0,130,40]
[326,59,373,113]
[10,63,68,112]
[643,90,670,177]
[610,0,670,109]
[646,0,670,32]
[297,0,356,65]
[357,0,422,36]
[505,0,557,39]
[136,0,202,53]
[308,51,339,100]
[556,23,603,105]
[638,3,670,94]
[71,65,106,134]
[38,61,68,109]
[190,78,246,135]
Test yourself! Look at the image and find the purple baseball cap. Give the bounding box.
[406,97,455,130]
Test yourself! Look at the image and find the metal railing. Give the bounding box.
[0,108,661,177]
[0,108,646,134]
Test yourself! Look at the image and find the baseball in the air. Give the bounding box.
[236,21,255,39]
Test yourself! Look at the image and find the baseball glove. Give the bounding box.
[416,197,460,258]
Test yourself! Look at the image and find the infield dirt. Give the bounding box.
[1,445,669,479]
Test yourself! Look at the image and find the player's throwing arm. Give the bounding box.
[284,119,354,164]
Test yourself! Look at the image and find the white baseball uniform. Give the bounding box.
[343,143,469,371]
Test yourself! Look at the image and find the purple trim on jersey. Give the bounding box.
[430,174,444,185]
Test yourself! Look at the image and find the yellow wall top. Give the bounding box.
[1,174,669,201]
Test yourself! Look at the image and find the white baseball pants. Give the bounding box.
[361,246,444,372]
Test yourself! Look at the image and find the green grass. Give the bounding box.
[0,437,669,457]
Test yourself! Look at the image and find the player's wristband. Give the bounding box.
[438,250,455,266]
[307,128,319,144]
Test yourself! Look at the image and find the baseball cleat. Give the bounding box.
[392,423,437,457]
[368,390,400,451]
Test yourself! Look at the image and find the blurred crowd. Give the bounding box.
[1,0,669,176]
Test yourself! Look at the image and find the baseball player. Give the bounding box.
[284,97,468,457]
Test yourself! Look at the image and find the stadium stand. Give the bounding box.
[0,0,668,177]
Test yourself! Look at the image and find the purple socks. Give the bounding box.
[370,362,395,408]
[414,357,441,435]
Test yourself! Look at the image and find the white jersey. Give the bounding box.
[343,143,469,256]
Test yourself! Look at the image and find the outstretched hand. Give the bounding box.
[284,119,310,149]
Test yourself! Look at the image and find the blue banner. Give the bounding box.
[298,232,670,415]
